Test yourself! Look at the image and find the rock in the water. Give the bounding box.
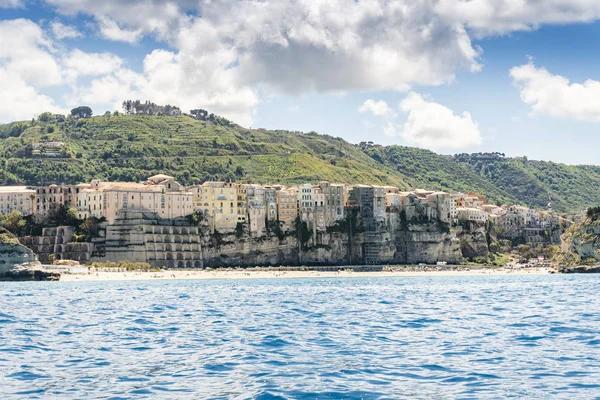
[558,265,600,274]
[0,267,61,281]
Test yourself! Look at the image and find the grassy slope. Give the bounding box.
[454,154,600,212]
[0,113,598,213]
[0,114,409,188]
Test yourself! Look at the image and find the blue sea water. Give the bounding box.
[1,275,600,399]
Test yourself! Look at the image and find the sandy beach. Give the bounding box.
[58,267,551,282]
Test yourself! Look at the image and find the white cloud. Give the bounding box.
[359,99,398,137]
[96,16,143,43]
[398,92,482,149]
[359,100,397,119]
[69,49,259,126]
[7,0,600,127]
[46,0,190,41]
[0,69,65,121]
[50,21,82,39]
[63,49,122,82]
[0,0,21,8]
[510,62,600,122]
[0,19,68,121]
[47,0,482,93]
[436,0,600,37]
[0,19,62,87]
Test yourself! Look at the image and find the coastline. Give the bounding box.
[59,267,551,282]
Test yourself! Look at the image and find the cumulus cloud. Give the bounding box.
[398,92,482,149]
[0,0,21,8]
[0,70,65,121]
[63,49,122,82]
[96,16,143,43]
[0,19,128,121]
[0,19,67,121]
[0,19,62,87]
[50,21,82,39]
[510,62,600,122]
[69,49,259,126]
[436,0,600,37]
[8,1,600,126]
[359,100,396,119]
[46,0,191,41]
[359,99,398,137]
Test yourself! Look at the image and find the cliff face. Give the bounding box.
[0,233,39,274]
[20,210,492,268]
[199,218,490,267]
[558,220,600,265]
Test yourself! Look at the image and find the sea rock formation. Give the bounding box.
[0,231,41,276]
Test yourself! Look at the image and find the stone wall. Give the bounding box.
[19,226,93,263]
[103,210,203,268]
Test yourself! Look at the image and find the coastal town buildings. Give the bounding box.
[0,176,567,247]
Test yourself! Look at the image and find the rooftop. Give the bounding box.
[0,186,35,193]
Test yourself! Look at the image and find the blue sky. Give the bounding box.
[1,0,600,165]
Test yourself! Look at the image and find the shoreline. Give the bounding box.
[58,267,552,282]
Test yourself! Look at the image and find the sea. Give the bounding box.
[1,274,599,399]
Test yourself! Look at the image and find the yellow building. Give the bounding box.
[200,182,245,232]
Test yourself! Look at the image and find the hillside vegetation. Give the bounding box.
[1,111,599,213]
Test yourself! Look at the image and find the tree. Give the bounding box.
[190,109,209,120]
[78,217,102,241]
[54,204,79,226]
[516,244,532,261]
[543,245,560,260]
[70,106,93,119]
[0,211,26,235]
[38,112,53,123]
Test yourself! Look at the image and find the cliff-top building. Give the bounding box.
[0,186,36,216]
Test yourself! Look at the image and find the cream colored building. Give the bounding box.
[0,186,36,216]
[318,181,345,227]
[276,188,298,230]
[185,185,202,207]
[426,192,452,224]
[297,184,314,225]
[34,184,84,222]
[246,184,266,235]
[264,186,278,222]
[76,175,194,224]
[456,207,489,223]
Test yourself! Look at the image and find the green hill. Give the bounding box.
[453,153,600,213]
[0,112,598,214]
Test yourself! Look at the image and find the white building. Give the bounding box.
[0,186,36,216]
[456,207,489,223]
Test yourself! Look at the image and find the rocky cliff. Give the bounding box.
[0,231,39,275]
[21,210,492,268]
[200,217,490,268]
[556,217,600,267]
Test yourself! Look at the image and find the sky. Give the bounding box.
[1,1,600,165]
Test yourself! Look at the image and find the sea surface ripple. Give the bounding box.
[1,274,600,399]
